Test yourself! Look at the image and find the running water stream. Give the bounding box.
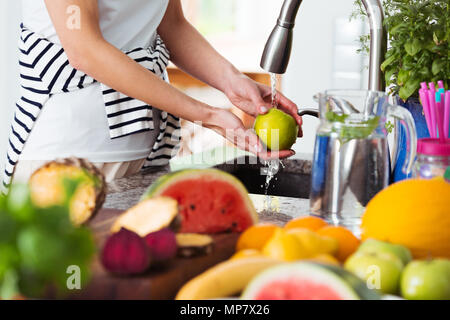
[261,73,282,213]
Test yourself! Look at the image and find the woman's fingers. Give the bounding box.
[232,128,295,160]
[258,149,296,160]
[275,91,304,137]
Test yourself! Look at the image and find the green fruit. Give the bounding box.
[344,251,404,295]
[400,259,450,300]
[254,108,298,151]
[358,239,412,266]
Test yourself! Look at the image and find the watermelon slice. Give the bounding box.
[142,169,258,234]
[242,262,381,300]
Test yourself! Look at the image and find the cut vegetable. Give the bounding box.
[176,233,214,258]
[29,158,106,226]
[142,169,258,234]
[111,197,179,237]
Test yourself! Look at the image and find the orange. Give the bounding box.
[236,224,281,251]
[284,216,328,232]
[317,226,360,262]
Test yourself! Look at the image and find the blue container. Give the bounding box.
[393,97,430,182]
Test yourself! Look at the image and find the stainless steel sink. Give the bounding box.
[214,156,311,199]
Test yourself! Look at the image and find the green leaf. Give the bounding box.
[385,68,396,84]
[399,78,421,101]
[397,69,409,85]
[325,111,349,123]
[381,54,397,72]
[404,39,422,56]
[432,59,446,75]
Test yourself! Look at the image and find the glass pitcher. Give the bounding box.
[308,90,417,234]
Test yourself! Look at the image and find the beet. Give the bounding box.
[101,228,151,275]
[144,228,177,263]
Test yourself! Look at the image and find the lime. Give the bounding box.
[254,109,298,151]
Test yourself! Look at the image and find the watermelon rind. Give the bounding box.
[142,169,258,225]
[241,262,381,300]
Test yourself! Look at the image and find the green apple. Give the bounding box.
[254,108,298,151]
[344,251,404,294]
[358,239,412,266]
[400,259,450,300]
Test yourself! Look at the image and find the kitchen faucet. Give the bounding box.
[261,0,386,91]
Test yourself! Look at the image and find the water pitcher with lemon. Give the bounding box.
[309,90,417,234]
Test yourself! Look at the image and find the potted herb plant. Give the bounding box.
[353,0,449,180]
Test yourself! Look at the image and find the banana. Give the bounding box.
[175,257,281,300]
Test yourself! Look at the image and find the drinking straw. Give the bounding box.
[428,90,437,138]
[419,89,432,135]
[421,82,428,91]
[438,80,445,90]
[435,99,445,143]
[445,91,450,139]
[429,82,436,91]
[437,89,446,127]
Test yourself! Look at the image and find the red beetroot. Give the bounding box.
[144,228,177,263]
[101,228,151,275]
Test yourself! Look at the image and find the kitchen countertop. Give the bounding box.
[103,159,312,225]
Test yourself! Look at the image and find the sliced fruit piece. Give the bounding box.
[286,228,338,257]
[236,224,281,251]
[142,169,258,234]
[317,226,360,262]
[262,229,310,261]
[175,257,281,300]
[176,233,214,258]
[231,249,264,260]
[29,158,106,226]
[285,216,328,232]
[242,262,381,300]
[111,197,179,237]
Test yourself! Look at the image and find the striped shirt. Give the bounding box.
[2,24,181,193]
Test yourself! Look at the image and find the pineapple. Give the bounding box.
[29,158,106,226]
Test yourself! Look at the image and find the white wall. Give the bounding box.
[283,0,367,157]
[0,0,22,181]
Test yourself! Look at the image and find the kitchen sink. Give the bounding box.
[214,156,311,199]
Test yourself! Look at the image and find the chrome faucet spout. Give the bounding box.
[261,0,386,91]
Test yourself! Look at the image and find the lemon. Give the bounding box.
[254,108,299,151]
[286,228,339,257]
[262,229,309,261]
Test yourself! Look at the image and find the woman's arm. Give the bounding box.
[44,0,222,134]
[158,0,303,135]
[44,0,293,158]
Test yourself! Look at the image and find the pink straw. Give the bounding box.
[419,89,432,135]
[438,80,445,90]
[436,100,445,143]
[428,90,437,138]
[429,82,436,91]
[421,82,428,91]
[444,91,450,139]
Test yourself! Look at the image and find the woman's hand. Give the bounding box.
[224,72,303,137]
[204,108,295,160]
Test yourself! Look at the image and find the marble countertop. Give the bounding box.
[103,159,312,225]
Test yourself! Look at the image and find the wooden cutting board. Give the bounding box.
[68,208,239,300]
